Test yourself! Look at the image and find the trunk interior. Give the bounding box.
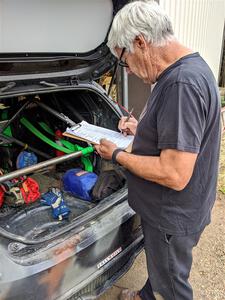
[0,88,126,241]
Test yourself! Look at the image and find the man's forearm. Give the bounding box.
[96,138,197,190]
[116,151,185,191]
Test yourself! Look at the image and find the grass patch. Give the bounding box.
[221,96,225,107]
[218,134,225,193]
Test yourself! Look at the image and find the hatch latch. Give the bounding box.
[70,76,79,86]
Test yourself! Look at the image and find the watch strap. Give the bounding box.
[112,148,124,164]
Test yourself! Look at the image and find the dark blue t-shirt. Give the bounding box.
[127,53,221,236]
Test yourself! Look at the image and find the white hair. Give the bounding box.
[107,0,175,56]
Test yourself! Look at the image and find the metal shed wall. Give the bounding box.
[159,0,225,81]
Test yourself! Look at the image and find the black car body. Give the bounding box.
[0,1,143,299]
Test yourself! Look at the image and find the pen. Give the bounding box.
[125,107,134,123]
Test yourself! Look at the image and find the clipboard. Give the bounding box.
[63,121,134,150]
[63,132,98,145]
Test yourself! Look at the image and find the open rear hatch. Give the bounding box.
[0,0,128,86]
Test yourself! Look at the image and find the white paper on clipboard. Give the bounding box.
[65,121,134,149]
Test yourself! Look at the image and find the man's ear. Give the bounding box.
[134,35,148,50]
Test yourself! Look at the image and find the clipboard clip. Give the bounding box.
[70,123,81,131]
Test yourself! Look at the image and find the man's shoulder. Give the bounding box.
[158,55,216,95]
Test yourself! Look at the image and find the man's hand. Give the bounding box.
[118,116,138,136]
[95,139,118,160]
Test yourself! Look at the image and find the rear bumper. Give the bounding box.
[63,235,144,300]
[0,203,143,300]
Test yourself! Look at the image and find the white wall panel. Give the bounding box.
[159,0,225,81]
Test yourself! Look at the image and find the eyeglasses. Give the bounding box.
[118,48,129,68]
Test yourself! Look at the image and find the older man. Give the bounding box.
[95,1,221,300]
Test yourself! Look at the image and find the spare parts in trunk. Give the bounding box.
[0,90,126,226]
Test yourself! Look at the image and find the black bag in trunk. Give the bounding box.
[92,167,126,201]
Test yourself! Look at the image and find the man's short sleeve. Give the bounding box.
[157,82,207,153]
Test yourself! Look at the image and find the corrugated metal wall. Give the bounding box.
[159,0,225,81]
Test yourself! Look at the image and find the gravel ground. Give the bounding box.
[99,136,225,300]
[190,134,225,300]
[190,194,225,300]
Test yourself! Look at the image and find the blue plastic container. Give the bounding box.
[62,168,98,201]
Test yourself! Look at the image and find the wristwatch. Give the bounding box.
[112,148,124,165]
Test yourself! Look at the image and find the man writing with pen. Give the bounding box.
[119,107,136,136]
[95,1,220,300]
